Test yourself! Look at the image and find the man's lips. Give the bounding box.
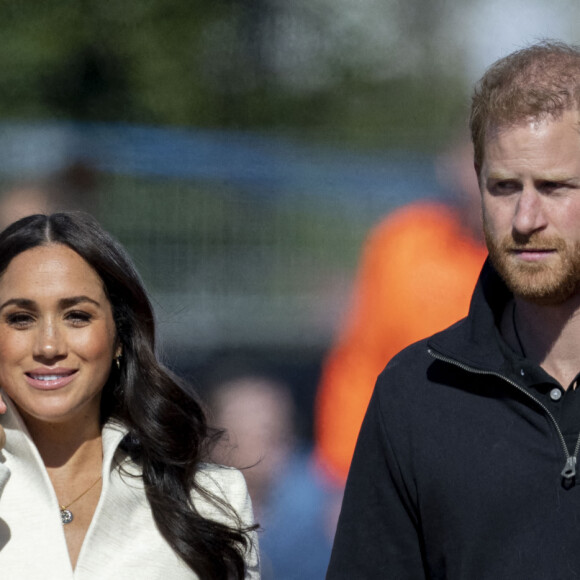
[510,248,556,261]
[24,368,78,390]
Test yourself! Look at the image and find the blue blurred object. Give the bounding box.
[258,450,338,580]
[0,120,437,206]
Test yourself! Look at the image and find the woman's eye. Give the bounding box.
[66,311,92,326]
[6,313,35,328]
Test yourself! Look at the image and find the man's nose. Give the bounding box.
[512,186,548,236]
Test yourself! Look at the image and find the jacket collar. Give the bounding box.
[427,258,513,373]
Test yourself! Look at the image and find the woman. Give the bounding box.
[0,212,260,579]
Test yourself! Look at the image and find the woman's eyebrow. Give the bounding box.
[0,295,101,313]
[0,298,36,312]
[59,296,101,309]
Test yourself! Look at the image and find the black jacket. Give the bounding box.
[327,261,580,579]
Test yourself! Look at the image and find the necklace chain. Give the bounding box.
[59,475,102,525]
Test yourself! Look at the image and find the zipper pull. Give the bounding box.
[562,456,577,479]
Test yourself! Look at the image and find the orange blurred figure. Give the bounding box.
[315,143,487,484]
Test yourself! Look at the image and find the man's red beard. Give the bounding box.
[484,223,580,305]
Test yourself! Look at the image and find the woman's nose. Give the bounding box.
[33,321,66,361]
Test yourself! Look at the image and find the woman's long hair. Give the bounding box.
[0,212,253,579]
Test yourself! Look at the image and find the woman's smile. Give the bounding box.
[24,367,78,390]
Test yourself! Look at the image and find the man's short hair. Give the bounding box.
[470,40,580,177]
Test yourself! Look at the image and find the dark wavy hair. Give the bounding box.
[0,212,254,579]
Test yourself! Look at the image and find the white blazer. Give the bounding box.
[0,397,260,579]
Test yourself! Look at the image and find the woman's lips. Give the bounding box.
[24,369,78,390]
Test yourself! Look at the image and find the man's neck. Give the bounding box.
[502,295,580,389]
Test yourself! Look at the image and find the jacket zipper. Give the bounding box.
[428,348,580,480]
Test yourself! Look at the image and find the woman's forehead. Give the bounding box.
[0,243,108,302]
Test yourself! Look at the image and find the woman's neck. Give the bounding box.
[22,412,103,470]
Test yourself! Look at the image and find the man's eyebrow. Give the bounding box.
[537,176,580,183]
[485,172,517,181]
[0,295,101,313]
[486,174,580,183]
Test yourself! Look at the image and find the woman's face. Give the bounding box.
[0,243,119,428]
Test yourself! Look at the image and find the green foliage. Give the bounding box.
[0,1,469,147]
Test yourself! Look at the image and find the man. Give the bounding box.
[327,41,580,579]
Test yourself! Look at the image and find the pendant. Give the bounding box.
[61,508,73,525]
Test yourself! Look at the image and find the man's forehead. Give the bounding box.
[478,109,580,180]
[484,109,580,142]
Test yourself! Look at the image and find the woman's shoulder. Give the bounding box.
[196,462,245,485]
[194,463,251,512]
[194,464,261,576]
[193,464,253,520]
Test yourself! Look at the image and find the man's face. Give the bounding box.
[480,110,580,305]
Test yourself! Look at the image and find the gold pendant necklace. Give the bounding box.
[59,475,102,525]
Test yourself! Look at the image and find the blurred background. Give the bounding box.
[2,2,580,576]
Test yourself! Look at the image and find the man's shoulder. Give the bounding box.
[373,318,470,401]
[384,316,468,372]
[383,336,432,370]
[372,337,436,406]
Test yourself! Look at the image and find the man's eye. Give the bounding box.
[539,181,562,193]
[490,181,518,195]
